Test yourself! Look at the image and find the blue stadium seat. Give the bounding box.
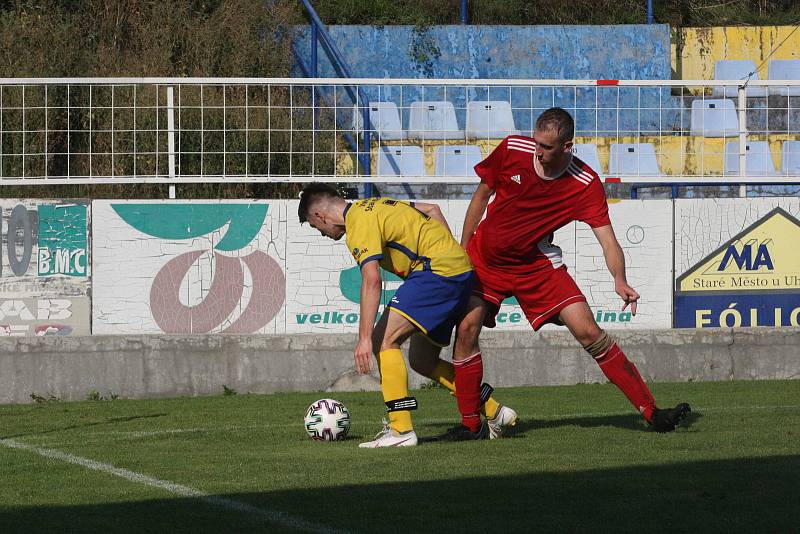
[712,60,767,98]
[781,141,800,175]
[690,99,739,137]
[724,141,778,175]
[466,101,519,139]
[768,60,800,97]
[434,145,483,177]
[571,143,602,174]
[352,102,405,141]
[376,145,426,177]
[407,101,464,140]
[608,143,661,176]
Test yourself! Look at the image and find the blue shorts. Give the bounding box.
[387,270,475,347]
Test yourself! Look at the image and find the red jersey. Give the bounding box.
[472,135,610,273]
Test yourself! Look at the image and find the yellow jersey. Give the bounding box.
[344,198,472,279]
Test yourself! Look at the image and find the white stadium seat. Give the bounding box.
[781,140,800,175]
[376,145,426,177]
[712,60,767,98]
[407,101,464,140]
[466,101,519,138]
[690,99,739,137]
[571,143,602,174]
[724,141,778,175]
[352,102,405,141]
[768,60,800,96]
[434,145,483,177]
[608,143,661,176]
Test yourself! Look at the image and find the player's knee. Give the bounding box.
[457,315,482,345]
[378,333,403,354]
[583,329,614,357]
[573,321,603,347]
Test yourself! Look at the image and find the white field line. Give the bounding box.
[0,438,346,534]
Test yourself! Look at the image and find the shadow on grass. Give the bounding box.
[513,410,703,435]
[2,453,797,533]
[0,413,168,441]
[419,411,702,441]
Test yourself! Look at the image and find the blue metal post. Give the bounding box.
[461,0,468,24]
[646,0,654,24]
[311,23,317,77]
[301,0,373,194]
[311,23,318,131]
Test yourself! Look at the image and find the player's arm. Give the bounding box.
[461,182,494,249]
[592,224,640,315]
[413,202,451,234]
[354,260,381,374]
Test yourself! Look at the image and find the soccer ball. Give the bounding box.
[304,398,351,441]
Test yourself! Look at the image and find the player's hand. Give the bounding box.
[615,280,640,315]
[354,337,374,374]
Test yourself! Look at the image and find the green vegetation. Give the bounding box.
[0,0,307,200]
[313,0,800,27]
[1,379,798,532]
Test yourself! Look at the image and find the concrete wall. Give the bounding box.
[298,25,672,81]
[672,26,800,82]
[294,24,677,136]
[1,328,797,404]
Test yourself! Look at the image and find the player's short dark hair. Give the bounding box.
[535,107,575,143]
[298,183,341,223]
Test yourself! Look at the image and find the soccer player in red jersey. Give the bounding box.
[451,107,690,433]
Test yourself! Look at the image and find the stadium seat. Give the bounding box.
[711,60,767,98]
[433,145,483,177]
[724,141,778,175]
[465,101,519,138]
[376,145,426,177]
[690,99,739,137]
[768,60,800,96]
[407,101,464,140]
[781,141,800,175]
[608,143,661,176]
[571,143,602,173]
[352,102,405,141]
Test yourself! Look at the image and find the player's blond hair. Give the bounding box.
[535,107,574,143]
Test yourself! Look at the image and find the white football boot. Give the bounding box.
[487,404,519,439]
[359,420,418,448]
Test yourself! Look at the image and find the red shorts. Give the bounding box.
[468,240,586,330]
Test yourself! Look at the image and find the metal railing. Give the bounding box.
[0,77,798,189]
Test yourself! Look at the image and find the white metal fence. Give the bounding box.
[0,77,799,186]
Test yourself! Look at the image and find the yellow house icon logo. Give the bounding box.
[677,208,800,293]
[674,207,800,328]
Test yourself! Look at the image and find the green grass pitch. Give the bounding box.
[1,379,798,533]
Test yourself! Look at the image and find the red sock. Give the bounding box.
[453,352,483,432]
[594,343,657,422]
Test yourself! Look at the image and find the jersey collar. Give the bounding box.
[534,154,574,181]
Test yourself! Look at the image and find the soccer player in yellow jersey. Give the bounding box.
[298,183,517,447]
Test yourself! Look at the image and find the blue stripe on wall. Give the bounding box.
[294,25,678,136]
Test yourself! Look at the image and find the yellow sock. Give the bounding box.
[483,397,500,420]
[378,348,413,433]
[428,359,501,419]
[430,359,456,392]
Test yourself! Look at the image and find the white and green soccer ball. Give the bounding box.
[304,398,351,441]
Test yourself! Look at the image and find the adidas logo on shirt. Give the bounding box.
[510,174,521,184]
